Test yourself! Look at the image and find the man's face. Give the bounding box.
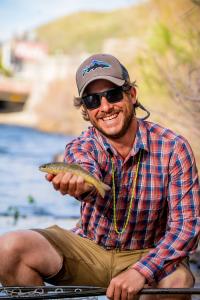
[84,79,137,139]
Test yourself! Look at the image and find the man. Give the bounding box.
[0,53,199,300]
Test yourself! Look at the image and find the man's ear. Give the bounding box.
[130,86,137,104]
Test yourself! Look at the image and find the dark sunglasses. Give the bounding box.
[82,86,130,110]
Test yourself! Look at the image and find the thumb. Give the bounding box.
[45,174,55,181]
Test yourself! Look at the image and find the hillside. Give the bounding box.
[37,0,199,54]
[36,3,149,54]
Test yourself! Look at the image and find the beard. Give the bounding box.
[89,105,135,140]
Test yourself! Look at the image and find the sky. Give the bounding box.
[0,0,141,42]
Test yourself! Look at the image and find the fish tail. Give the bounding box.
[101,182,111,191]
[95,181,111,198]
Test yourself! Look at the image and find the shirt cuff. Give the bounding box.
[131,260,177,284]
[131,262,155,284]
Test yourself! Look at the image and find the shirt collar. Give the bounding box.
[132,119,149,155]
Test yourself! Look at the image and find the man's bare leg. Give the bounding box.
[140,263,194,300]
[0,230,62,286]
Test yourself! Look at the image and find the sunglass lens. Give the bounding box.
[106,88,123,103]
[83,94,100,109]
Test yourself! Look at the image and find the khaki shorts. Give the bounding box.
[32,225,194,287]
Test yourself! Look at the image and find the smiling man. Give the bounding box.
[0,54,199,300]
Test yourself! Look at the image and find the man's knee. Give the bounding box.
[0,230,63,278]
[0,231,32,276]
[0,230,48,264]
[158,264,194,288]
[0,231,26,257]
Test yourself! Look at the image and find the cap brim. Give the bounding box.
[79,76,125,96]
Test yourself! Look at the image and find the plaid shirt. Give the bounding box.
[64,119,200,283]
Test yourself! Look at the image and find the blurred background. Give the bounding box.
[0,0,200,293]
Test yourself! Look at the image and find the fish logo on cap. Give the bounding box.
[82,60,111,76]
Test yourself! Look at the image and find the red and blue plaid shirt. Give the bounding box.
[64,119,200,283]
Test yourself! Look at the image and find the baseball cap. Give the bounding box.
[76,53,130,96]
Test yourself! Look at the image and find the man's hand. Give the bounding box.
[45,172,93,198]
[106,268,146,300]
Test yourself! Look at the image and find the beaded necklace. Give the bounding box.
[111,149,142,234]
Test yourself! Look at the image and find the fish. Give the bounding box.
[39,162,111,198]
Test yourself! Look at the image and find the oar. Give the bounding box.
[140,288,200,294]
[1,286,200,299]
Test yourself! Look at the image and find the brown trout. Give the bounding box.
[39,162,110,198]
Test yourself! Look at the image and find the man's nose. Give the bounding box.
[100,96,113,111]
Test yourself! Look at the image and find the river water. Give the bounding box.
[0,124,80,230]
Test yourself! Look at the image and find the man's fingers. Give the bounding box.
[66,174,79,196]
[114,286,123,300]
[121,289,129,300]
[48,171,94,197]
[106,268,145,300]
[107,279,123,300]
[127,288,136,300]
[52,172,65,190]
[106,282,114,300]
[59,172,73,194]
[113,287,122,300]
